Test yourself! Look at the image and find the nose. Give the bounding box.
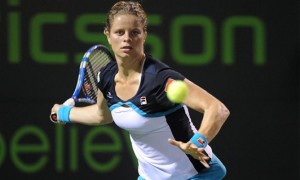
[123,32,132,42]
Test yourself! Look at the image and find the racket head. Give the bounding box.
[73,44,114,104]
[50,45,114,123]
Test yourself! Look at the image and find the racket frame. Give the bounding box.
[50,44,114,123]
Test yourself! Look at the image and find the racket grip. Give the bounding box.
[63,98,75,106]
[50,112,58,123]
[50,98,75,123]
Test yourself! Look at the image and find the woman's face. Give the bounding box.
[106,14,147,60]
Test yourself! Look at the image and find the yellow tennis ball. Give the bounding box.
[167,80,188,103]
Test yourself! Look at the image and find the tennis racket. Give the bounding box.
[50,44,114,123]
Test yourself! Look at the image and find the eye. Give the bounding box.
[115,30,124,36]
[131,30,140,36]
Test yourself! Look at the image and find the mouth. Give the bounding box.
[121,46,133,50]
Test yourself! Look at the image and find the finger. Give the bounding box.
[185,142,199,152]
[198,152,209,160]
[197,148,205,152]
[200,159,210,168]
[202,156,210,160]
[198,155,210,168]
[168,138,181,147]
[51,104,59,113]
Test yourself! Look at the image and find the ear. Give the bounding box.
[104,29,111,45]
[144,31,147,42]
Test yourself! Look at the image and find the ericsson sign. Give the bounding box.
[4,1,266,66]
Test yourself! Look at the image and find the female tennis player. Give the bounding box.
[51,1,230,179]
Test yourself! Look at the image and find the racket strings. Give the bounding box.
[84,49,112,101]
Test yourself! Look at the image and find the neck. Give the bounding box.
[117,54,145,79]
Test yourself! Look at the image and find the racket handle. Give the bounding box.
[50,98,75,123]
[63,98,76,106]
[50,112,58,123]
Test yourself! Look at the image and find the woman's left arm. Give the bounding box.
[168,78,230,167]
[182,78,230,143]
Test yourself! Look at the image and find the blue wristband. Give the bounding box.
[57,106,74,123]
[190,132,208,148]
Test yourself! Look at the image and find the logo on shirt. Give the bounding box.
[107,92,113,99]
[140,96,147,105]
[165,78,174,92]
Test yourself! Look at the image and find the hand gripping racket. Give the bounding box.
[50,44,114,123]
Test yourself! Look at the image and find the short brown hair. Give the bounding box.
[105,1,148,32]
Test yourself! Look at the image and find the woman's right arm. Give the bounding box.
[51,90,113,125]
